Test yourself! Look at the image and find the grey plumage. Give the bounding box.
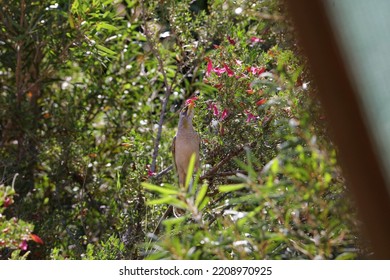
[172,103,200,187]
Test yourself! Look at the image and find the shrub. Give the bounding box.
[0,0,360,259]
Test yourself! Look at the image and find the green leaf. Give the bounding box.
[96,22,118,31]
[218,183,247,193]
[68,14,75,29]
[194,183,208,208]
[193,82,219,93]
[170,199,188,210]
[71,0,80,12]
[103,0,115,5]
[185,153,196,191]
[271,158,279,174]
[95,44,116,57]
[142,182,178,195]
[335,252,357,260]
[198,196,209,211]
[146,196,178,206]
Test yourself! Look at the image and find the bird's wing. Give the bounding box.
[172,136,177,171]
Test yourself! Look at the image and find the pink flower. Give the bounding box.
[19,240,28,251]
[221,109,229,121]
[213,67,226,76]
[206,59,212,77]
[248,66,266,76]
[146,165,156,177]
[208,103,219,116]
[235,59,243,66]
[223,63,234,77]
[250,37,264,43]
[208,103,229,121]
[245,110,257,122]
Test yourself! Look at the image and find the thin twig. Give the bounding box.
[201,170,246,179]
[152,205,173,236]
[200,145,242,181]
[11,173,19,189]
[154,165,173,179]
[199,142,257,181]
[140,1,173,173]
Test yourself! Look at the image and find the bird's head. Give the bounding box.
[180,97,198,119]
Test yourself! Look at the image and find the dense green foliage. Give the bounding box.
[0,0,360,259]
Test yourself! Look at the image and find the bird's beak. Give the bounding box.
[186,102,195,116]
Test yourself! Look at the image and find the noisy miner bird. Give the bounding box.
[172,97,200,187]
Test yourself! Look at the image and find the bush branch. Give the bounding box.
[141,1,172,173]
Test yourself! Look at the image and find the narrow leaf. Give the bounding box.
[198,196,210,211]
[195,183,208,208]
[185,153,196,191]
[96,44,116,56]
[142,182,178,195]
[96,22,118,31]
[219,183,246,193]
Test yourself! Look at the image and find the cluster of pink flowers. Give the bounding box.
[208,102,229,121]
[205,36,269,123]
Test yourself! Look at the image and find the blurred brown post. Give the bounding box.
[285,0,390,259]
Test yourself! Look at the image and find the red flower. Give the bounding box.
[208,103,219,117]
[227,35,236,45]
[185,96,199,106]
[221,109,229,121]
[208,103,228,121]
[206,59,213,77]
[223,63,234,77]
[256,67,266,76]
[30,234,44,245]
[256,98,267,106]
[3,197,13,207]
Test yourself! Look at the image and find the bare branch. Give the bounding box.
[200,142,257,181]
[154,164,173,179]
[140,1,173,173]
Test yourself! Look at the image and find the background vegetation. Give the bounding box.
[0,0,361,259]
